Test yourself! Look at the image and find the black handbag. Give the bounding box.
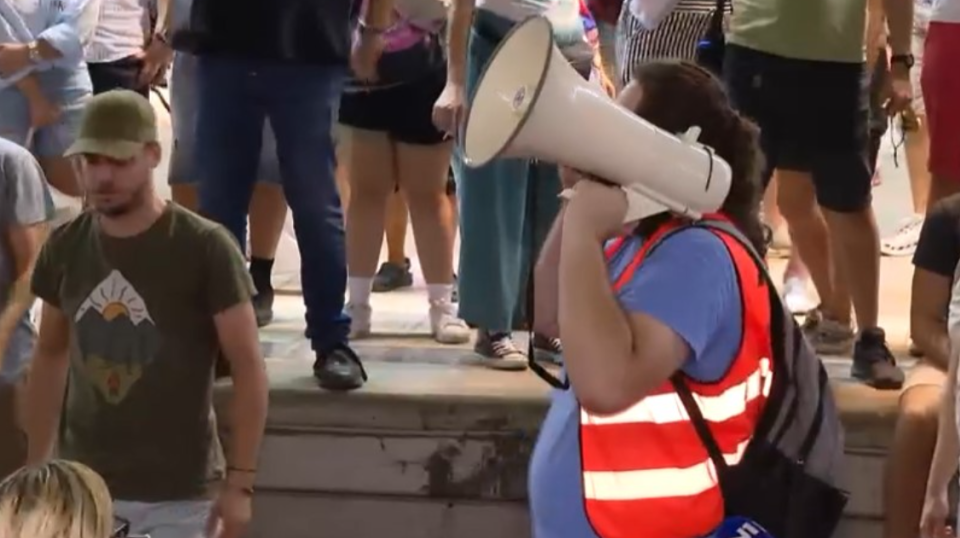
[695,0,727,75]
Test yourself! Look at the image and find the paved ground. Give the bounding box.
[141,92,920,386]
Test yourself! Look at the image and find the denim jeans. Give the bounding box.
[194,56,349,352]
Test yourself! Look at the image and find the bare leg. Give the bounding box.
[384,191,409,265]
[777,170,850,325]
[249,182,287,261]
[396,139,467,344]
[905,119,932,214]
[883,386,940,538]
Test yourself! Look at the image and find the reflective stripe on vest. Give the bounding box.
[582,217,774,538]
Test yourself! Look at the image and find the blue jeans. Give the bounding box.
[195,56,349,352]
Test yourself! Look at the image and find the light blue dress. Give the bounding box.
[0,0,96,157]
[454,2,589,332]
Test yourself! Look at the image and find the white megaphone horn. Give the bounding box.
[461,16,732,222]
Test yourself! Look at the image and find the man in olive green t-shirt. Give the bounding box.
[22,90,269,538]
[723,0,914,390]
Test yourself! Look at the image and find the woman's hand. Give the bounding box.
[920,488,953,538]
[432,82,465,137]
[351,30,384,82]
[562,179,629,242]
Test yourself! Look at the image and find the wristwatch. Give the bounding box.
[26,41,42,64]
[890,53,915,69]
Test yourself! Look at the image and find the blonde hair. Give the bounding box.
[0,460,113,538]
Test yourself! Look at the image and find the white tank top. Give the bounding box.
[932,0,960,23]
[85,0,151,63]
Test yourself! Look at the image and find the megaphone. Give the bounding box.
[461,15,732,222]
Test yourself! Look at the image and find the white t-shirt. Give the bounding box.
[932,0,960,23]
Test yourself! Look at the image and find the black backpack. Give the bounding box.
[665,220,850,538]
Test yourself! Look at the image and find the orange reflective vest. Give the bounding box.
[582,217,774,538]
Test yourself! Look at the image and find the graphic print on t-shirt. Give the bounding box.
[74,270,160,405]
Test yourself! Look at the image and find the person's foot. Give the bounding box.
[851,328,904,390]
[314,343,367,391]
[532,333,563,365]
[372,259,414,292]
[881,214,924,257]
[475,330,527,371]
[429,301,470,344]
[782,276,815,314]
[452,273,459,304]
[347,303,372,340]
[252,291,275,327]
[801,308,855,355]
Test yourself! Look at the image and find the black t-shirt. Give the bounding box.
[173,0,359,66]
[913,193,960,278]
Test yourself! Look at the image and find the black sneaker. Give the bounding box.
[313,344,367,391]
[475,331,527,371]
[851,327,904,390]
[532,333,563,365]
[253,291,274,327]
[372,259,413,292]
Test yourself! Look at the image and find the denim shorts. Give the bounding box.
[0,67,92,158]
[168,53,280,185]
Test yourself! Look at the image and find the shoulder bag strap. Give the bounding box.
[671,375,729,473]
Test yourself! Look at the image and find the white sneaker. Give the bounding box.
[429,301,471,345]
[881,214,924,257]
[347,303,372,340]
[782,276,815,314]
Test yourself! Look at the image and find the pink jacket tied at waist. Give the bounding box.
[358,0,446,53]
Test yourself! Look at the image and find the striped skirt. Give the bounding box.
[616,0,717,86]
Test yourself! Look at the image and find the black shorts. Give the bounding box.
[87,55,150,97]
[338,68,447,145]
[724,45,872,213]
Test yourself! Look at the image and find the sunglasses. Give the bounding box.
[112,517,151,538]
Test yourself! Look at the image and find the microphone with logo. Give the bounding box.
[712,517,776,538]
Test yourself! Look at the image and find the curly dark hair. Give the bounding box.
[628,60,767,256]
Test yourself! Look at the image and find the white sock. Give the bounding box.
[348,277,373,306]
[427,284,454,305]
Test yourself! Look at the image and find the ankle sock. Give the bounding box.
[249,257,275,295]
[348,277,374,306]
[427,283,454,305]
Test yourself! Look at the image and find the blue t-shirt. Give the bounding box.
[528,227,744,538]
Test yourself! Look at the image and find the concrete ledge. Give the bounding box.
[216,346,907,538]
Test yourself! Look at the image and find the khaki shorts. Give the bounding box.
[902,360,948,395]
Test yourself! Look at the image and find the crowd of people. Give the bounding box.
[0,0,959,536]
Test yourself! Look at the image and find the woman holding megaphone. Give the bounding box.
[528,60,773,538]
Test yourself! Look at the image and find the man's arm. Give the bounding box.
[214,302,269,490]
[203,227,267,490]
[910,268,951,370]
[23,301,71,464]
[882,0,912,55]
[925,277,960,496]
[0,0,100,85]
[0,221,47,366]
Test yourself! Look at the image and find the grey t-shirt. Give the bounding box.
[0,138,51,384]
